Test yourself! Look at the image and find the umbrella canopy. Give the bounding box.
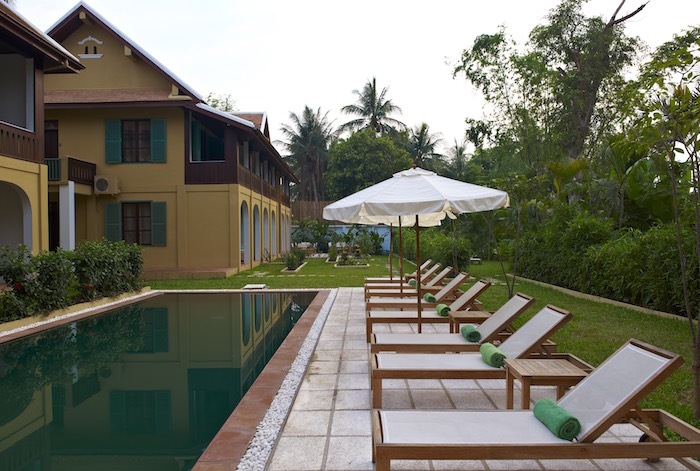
[323,167,509,222]
[323,167,509,333]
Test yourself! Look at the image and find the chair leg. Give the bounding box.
[375,456,390,471]
[366,319,372,343]
[372,377,383,408]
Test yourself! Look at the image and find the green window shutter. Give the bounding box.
[153,308,168,352]
[191,121,201,162]
[150,119,167,162]
[151,202,166,246]
[104,202,122,242]
[105,120,122,163]
[109,391,127,432]
[154,391,172,434]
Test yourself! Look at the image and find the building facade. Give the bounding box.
[0,2,82,254]
[44,2,296,278]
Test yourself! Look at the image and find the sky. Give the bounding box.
[16,0,700,155]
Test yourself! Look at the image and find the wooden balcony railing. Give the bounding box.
[68,157,96,185]
[44,157,96,186]
[0,121,36,162]
[238,166,251,189]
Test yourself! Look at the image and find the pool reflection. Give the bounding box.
[0,291,316,471]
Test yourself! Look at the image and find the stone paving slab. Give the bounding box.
[267,288,688,471]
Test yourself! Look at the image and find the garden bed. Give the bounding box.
[281,262,307,273]
[334,263,370,268]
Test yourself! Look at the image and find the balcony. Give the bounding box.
[45,157,97,186]
[0,121,37,162]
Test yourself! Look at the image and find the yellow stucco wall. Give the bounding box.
[0,155,49,253]
[45,23,174,93]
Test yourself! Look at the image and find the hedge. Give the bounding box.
[0,240,143,322]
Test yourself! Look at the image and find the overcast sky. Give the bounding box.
[17,0,700,154]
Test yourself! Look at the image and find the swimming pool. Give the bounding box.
[0,290,319,470]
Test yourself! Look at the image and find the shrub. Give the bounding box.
[396,227,471,274]
[0,240,143,320]
[328,245,338,261]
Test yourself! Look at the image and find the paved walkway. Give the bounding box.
[267,288,687,471]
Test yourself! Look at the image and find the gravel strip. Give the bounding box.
[236,288,338,471]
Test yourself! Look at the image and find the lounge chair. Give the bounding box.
[364,266,452,300]
[365,272,469,311]
[365,259,434,284]
[365,280,491,342]
[371,304,571,407]
[372,339,700,471]
[364,261,442,289]
[369,292,535,353]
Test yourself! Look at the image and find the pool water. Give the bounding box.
[0,291,317,471]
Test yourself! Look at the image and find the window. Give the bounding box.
[110,391,172,434]
[191,116,224,162]
[105,119,166,163]
[239,141,249,168]
[105,201,166,246]
[131,308,168,353]
[122,119,151,162]
[253,152,260,176]
[123,202,152,244]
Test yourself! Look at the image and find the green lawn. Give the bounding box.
[149,255,698,429]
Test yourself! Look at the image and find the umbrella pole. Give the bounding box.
[389,223,393,281]
[415,215,422,334]
[398,218,403,282]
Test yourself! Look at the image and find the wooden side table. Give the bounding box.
[505,359,588,409]
[447,310,491,333]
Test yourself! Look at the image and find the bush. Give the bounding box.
[0,240,143,320]
[396,227,471,274]
[328,245,338,261]
[284,247,307,270]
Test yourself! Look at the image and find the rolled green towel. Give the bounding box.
[408,279,417,287]
[460,324,481,342]
[436,303,451,317]
[533,399,581,441]
[479,342,506,367]
[423,292,437,303]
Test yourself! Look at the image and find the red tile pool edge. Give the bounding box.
[192,289,331,471]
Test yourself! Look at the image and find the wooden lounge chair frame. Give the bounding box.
[364,262,442,289]
[365,280,491,342]
[372,340,700,471]
[369,292,535,353]
[365,272,469,311]
[364,266,451,300]
[371,304,572,407]
[365,259,433,284]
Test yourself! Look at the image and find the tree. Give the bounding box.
[444,138,469,180]
[326,129,412,200]
[454,1,645,163]
[278,106,335,211]
[339,77,406,134]
[634,26,700,417]
[205,92,237,112]
[407,123,444,170]
[529,0,645,159]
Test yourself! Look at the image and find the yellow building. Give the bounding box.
[0,2,82,254]
[44,2,296,278]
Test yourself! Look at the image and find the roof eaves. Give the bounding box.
[1,1,83,72]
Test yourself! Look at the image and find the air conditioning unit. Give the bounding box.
[94,175,120,195]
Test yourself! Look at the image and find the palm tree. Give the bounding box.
[278,106,335,215]
[340,77,405,134]
[445,138,469,180]
[408,123,443,170]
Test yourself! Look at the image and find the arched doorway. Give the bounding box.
[240,201,249,264]
[263,208,269,260]
[0,182,32,250]
[253,206,261,261]
[271,210,277,257]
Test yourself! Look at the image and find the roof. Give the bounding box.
[47,1,200,100]
[233,112,266,130]
[0,1,82,73]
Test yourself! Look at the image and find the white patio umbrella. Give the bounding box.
[324,167,509,332]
